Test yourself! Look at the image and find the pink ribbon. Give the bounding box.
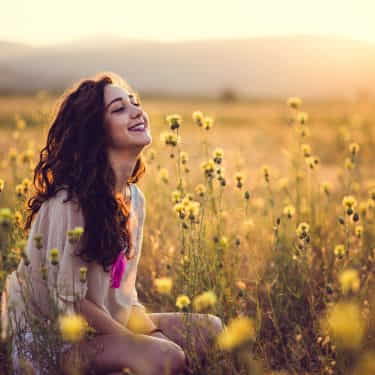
[110,250,128,288]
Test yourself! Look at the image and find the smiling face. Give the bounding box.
[103,84,152,151]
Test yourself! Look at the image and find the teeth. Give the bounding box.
[129,123,145,131]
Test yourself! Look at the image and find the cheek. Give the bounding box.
[106,117,129,145]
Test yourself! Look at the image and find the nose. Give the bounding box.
[131,105,144,119]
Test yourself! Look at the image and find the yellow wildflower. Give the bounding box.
[67,226,84,244]
[15,184,24,198]
[287,97,302,109]
[345,157,354,170]
[171,190,182,204]
[283,205,295,219]
[79,266,88,283]
[158,168,169,184]
[216,316,255,351]
[321,182,331,195]
[159,131,180,147]
[305,156,315,169]
[154,277,173,294]
[194,184,206,197]
[342,195,357,209]
[203,116,214,130]
[186,201,200,220]
[334,244,346,258]
[322,302,364,350]
[296,222,310,238]
[0,179,4,192]
[219,236,229,248]
[301,144,311,157]
[349,143,360,156]
[355,225,363,238]
[193,290,217,312]
[213,148,224,164]
[58,313,88,342]
[339,269,360,294]
[297,112,309,125]
[192,111,204,127]
[179,151,189,164]
[166,114,182,130]
[49,248,59,266]
[201,159,215,178]
[176,295,191,310]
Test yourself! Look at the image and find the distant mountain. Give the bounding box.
[1,35,374,98]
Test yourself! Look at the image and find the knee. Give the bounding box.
[207,314,225,336]
[156,345,187,375]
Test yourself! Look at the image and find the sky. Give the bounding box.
[1,0,374,46]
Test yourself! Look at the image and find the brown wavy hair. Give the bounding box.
[24,72,146,273]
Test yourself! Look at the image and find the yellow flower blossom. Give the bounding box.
[176,295,191,310]
[321,182,331,195]
[193,290,217,312]
[216,316,255,351]
[296,222,310,238]
[194,184,206,197]
[159,131,180,147]
[342,195,357,209]
[301,144,311,157]
[283,205,295,219]
[154,277,173,294]
[339,269,360,294]
[322,302,364,350]
[179,151,189,164]
[355,225,364,238]
[192,111,204,127]
[171,190,182,204]
[203,116,214,130]
[58,313,88,342]
[50,248,60,265]
[79,266,88,283]
[158,168,169,184]
[345,157,355,170]
[0,179,4,192]
[297,112,309,125]
[201,159,215,178]
[334,244,346,258]
[287,97,302,109]
[349,143,360,155]
[166,114,182,130]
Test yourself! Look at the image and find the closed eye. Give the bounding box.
[113,107,125,113]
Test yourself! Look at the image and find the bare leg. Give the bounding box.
[60,332,187,375]
[148,312,225,369]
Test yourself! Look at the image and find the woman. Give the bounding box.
[4,72,225,375]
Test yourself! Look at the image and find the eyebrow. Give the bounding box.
[105,93,136,110]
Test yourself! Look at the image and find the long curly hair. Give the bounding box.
[24,71,146,273]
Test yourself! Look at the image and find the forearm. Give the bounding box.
[74,298,134,336]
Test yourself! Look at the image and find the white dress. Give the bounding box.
[1,183,146,374]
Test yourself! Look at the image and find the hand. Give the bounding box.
[149,331,172,342]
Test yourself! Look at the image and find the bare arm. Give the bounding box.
[74,298,134,337]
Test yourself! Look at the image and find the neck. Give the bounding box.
[108,148,139,194]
